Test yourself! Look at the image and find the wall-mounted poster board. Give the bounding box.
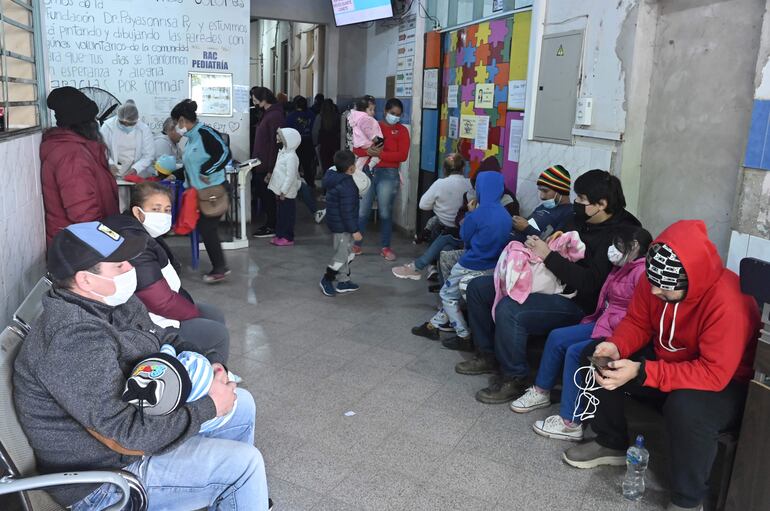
[190,73,233,117]
[436,11,531,191]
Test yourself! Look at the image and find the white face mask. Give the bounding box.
[175,125,188,136]
[140,208,172,238]
[385,113,400,125]
[88,268,138,306]
[607,245,625,266]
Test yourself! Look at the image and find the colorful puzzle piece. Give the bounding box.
[474,62,489,84]
[462,64,477,84]
[461,83,475,104]
[464,25,477,46]
[440,104,448,120]
[484,145,500,160]
[460,100,474,115]
[494,63,510,87]
[489,126,502,146]
[494,84,508,106]
[439,135,447,150]
[475,22,491,46]
[489,19,508,46]
[440,118,448,136]
[462,46,477,67]
[475,44,491,66]
[486,63,499,84]
[488,104,501,126]
[455,48,464,68]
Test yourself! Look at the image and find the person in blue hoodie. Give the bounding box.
[413,171,512,344]
[319,150,362,297]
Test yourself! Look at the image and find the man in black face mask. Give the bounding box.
[456,169,642,405]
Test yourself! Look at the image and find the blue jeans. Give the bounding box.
[298,181,317,214]
[357,167,399,248]
[466,275,586,379]
[414,234,463,270]
[71,388,268,511]
[276,197,296,241]
[533,323,595,423]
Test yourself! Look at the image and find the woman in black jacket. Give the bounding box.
[453,170,641,404]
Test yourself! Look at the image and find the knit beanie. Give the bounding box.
[537,165,571,195]
[646,243,688,291]
[46,87,98,126]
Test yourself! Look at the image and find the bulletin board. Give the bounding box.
[437,11,531,193]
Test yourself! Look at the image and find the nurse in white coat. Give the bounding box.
[100,100,155,178]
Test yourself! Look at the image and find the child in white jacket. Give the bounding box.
[268,127,302,246]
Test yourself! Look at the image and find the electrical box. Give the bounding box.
[533,30,584,144]
[575,97,593,126]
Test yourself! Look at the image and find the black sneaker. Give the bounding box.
[475,376,528,404]
[428,284,441,293]
[319,277,337,297]
[252,226,275,238]
[442,335,474,352]
[455,353,499,375]
[411,322,439,340]
[268,498,274,510]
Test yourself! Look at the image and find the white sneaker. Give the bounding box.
[392,262,422,280]
[533,414,583,441]
[314,208,327,224]
[510,386,551,413]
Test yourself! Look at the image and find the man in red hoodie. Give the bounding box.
[562,220,760,511]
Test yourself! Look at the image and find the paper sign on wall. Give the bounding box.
[475,83,495,109]
[448,84,459,108]
[507,80,526,110]
[233,85,250,113]
[423,68,439,109]
[475,115,490,150]
[460,114,478,138]
[507,118,524,162]
[449,116,459,139]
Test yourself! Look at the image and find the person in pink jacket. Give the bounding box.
[508,225,652,441]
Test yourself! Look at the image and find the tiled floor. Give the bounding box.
[171,208,670,510]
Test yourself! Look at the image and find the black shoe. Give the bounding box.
[252,226,275,238]
[428,283,441,293]
[411,322,440,340]
[268,498,274,510]
[442,335,474,352]
[455,353,499,375]
[475,376,528,404]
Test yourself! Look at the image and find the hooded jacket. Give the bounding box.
[13,289,217,506]
[352,119,411,170]
[581,256,646,339]
[543,208,641,313]
[268,128,302,198]
[103,213,199,323]
[41,128,119,246]
[459,172,513,271]
[252,102,286,174]
[323,166,360,234]
[181,122,230,191]
[611,220,760,392]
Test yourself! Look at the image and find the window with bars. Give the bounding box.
[0,0,45,137]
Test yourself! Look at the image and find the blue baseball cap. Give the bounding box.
[47,222,146,281]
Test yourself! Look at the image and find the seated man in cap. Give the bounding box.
[563,220,760,511]
[511,164,574,242]
[13,222,269,510]
[100,100,155,178]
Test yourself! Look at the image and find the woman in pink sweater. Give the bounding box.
[509,225,652,441]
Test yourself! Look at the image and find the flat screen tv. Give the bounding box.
[332,0,394,26]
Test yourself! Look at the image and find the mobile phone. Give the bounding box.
[588,355,613,370]
[373,136,384,146]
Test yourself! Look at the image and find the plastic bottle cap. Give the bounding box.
[635,434,645,448]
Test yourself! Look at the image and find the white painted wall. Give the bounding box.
[516,0,640,215]
[0,133,46,326]
[364,23,399,96]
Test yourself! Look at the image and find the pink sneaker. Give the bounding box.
[352,244,363,255]
[271,237,294,246]
[381,247,396,261]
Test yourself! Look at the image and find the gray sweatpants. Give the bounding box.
[328,233,355,282]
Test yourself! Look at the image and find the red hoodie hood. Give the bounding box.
[654,220,723,303]
[610,219,760,392]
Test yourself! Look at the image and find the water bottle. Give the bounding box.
[622,434,649,501]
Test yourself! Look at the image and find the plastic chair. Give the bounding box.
[11,277,51,337]
[0,327,147,510]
